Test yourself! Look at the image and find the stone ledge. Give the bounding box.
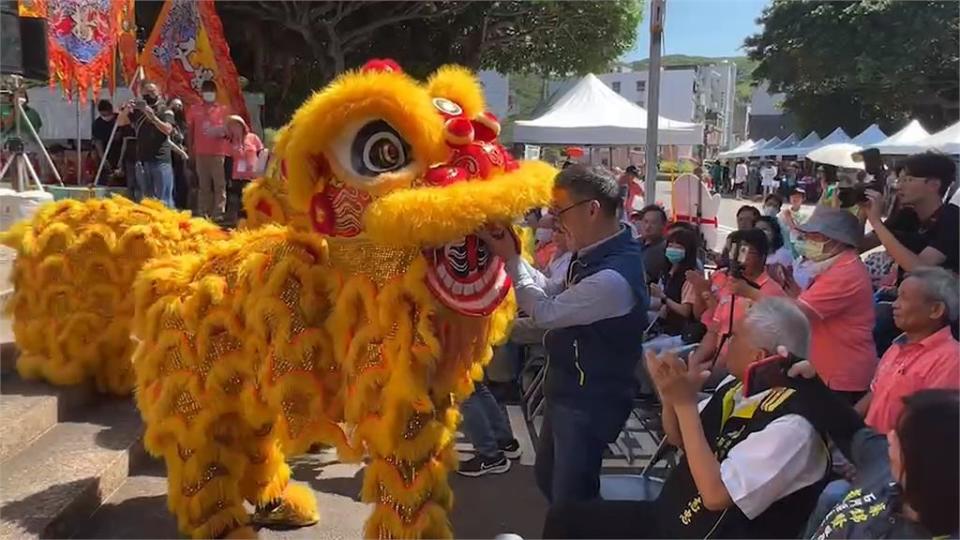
[0,399,142,539]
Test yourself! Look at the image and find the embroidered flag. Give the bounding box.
[46,0,122,101]
[141,0,248,121]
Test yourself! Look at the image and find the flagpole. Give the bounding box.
[76,90,82,185]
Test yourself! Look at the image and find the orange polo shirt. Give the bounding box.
[798,250,878,391]
[865,326,960,433]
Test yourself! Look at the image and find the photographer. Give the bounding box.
[860,152,958,354]
[860,151,958,276]
[116,82,179,207]
[686,229,786,372]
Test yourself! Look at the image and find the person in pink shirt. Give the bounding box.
[224,115,264,224]
[188,80,230,221]
[862,267,959,433]
[686,228,786,371]
[782,205,879,402]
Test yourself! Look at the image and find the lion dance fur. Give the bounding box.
[1,60,554,539]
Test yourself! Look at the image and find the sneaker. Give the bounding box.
[498,438,522,459]
[457,453,511,477]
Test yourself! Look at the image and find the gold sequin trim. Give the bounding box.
[182,463,229,497]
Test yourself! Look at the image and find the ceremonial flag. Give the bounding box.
[46,0,122,101]
[141,0,248,121]
[17,0,46,18]
[115,0,138,84]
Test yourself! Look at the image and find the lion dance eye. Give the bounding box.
[350,120,411,176]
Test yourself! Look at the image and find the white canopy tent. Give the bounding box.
[866,120,930,155]
[759,134,799,157]
[513,74,704,145]
[717,139,755,158]
[850,124,888,147]
[802,128,851,157]
[745,137,782,158]
[719,138,766,159]
[770,131,822,157]
[916,121,960,155]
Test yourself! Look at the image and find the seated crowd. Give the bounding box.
[458,153,959,538]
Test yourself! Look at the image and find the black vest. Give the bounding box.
[656,379,830,539]
[543,228,649,410]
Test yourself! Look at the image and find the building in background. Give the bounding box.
[747,82,796,140]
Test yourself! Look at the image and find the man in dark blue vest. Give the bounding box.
[482,164,649,504]
[541,297,831,538]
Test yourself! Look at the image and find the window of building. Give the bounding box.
[636,80,646,92]
[612,81,621,93]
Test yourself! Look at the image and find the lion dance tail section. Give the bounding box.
[0,197,223,395]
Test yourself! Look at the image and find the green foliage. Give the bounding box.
[745,0,959,134]
[203,1,641,127]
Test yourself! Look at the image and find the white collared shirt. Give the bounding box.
[506,228,637,329]
[700,376,830,519]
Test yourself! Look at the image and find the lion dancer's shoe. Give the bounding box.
[251,484,319,530]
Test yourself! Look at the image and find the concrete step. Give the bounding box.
[0,374,98,461]
[76,449,548,539]
[0,397,143,539]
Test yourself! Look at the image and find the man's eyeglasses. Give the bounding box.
[551,199,594,217]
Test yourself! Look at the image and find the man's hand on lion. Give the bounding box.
[477,225,520,261]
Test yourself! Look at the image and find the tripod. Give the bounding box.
[1,76,63,191]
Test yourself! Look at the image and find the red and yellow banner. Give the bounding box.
[46,0,122,101]
[115,0,138,84]
[142,0,248,121]
[17,0,47,18]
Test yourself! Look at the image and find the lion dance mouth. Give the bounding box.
[424,234,511,317]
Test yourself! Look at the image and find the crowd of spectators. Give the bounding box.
[461,153,958,539]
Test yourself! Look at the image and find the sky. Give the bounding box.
[623,0,770,61]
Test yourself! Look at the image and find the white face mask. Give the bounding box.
[762,206,779,217]
[202,92,216,103]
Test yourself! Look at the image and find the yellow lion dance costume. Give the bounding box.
[2,59,554,539]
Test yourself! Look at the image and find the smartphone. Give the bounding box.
[743,354,791,396]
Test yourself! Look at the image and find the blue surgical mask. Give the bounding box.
[665,246,686,264]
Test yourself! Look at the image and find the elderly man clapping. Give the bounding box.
[543,298,830,539]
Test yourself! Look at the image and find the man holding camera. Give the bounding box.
[859,151,958,354]
[117,82,179,207]
[860,151,958,277]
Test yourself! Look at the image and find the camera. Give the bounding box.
[837,177,884,208]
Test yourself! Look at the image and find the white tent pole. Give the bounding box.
[644,0,665,205]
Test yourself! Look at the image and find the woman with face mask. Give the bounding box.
[780,205,878,403]
[756,215,793,286]
[648,226,701,336]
